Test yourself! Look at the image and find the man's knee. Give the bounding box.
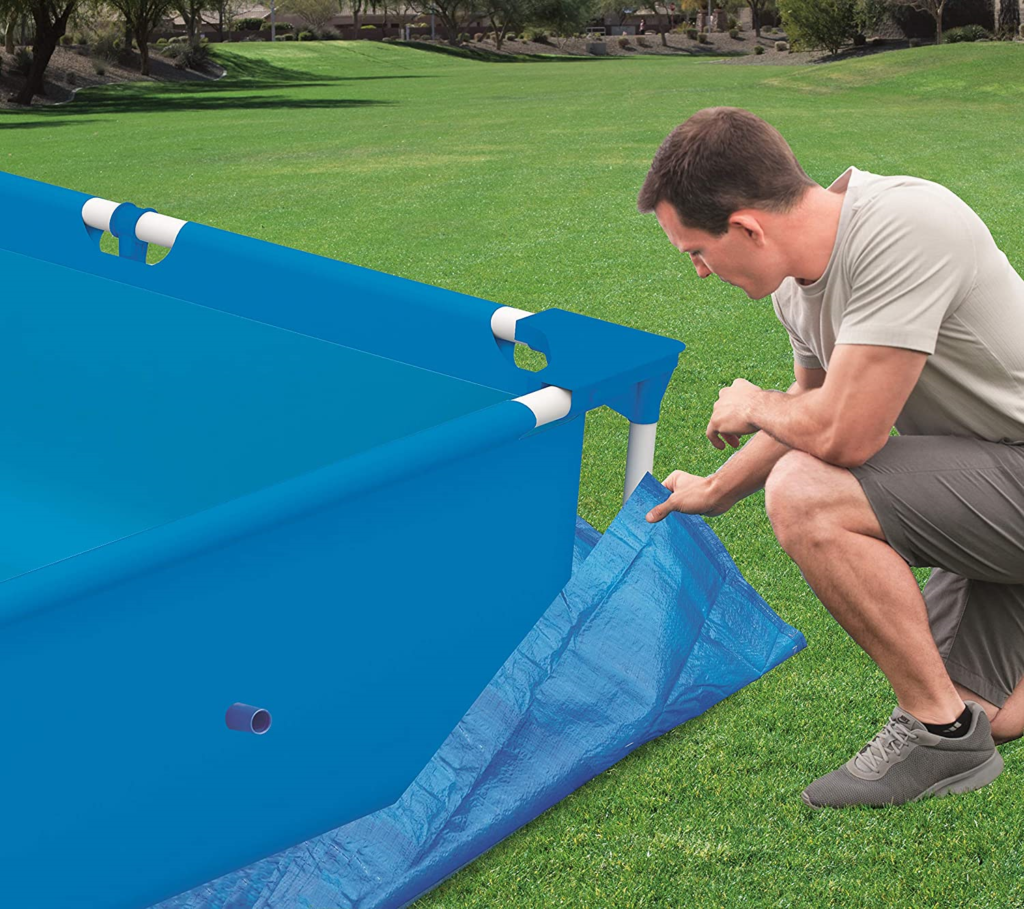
[765,451,833,550]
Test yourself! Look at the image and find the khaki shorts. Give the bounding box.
[851,435,1024,708]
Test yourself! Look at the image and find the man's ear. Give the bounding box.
[729,211,766,246]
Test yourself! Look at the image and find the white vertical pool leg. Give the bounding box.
[624,421,658,505]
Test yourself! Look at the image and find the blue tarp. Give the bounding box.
[153,474,805,909]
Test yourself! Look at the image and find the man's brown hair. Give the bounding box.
[637,107,816,235]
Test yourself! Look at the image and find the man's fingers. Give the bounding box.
[706,427,725,449]
[722,433,741,448]
[646,494,680,523]
[646,501,668,523]
[661,470,683,490]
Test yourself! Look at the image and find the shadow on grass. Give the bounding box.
[396,40,622,62]
[397,39,748,61]
[3,85,394,117]
[0,116,105,128]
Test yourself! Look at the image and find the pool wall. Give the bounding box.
[0,170,683,909]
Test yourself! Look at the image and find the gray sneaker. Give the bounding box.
[801,701,1003,809]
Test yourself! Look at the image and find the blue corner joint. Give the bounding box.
[513,308,685,424]
[108,202,156,263]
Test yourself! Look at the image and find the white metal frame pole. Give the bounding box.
[491,306,661,504]
[624,421,657,504]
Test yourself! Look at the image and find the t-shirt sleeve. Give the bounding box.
[772,291,822,370]
[835,188,976,354]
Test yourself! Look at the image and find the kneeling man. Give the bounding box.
[641,107,1024,808]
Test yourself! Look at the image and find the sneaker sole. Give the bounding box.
[801,750,1004,809]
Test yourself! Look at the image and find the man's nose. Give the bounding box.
[694,260,712,279]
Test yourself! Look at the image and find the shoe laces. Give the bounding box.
[853,716,919,775]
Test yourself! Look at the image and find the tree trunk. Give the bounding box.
[135,26,151,74]
[659,7,668,45]
[997,0,1020,36]
[750,1,760,37]
[13,3,73,105]
[934,0,943,43]
[5,17,15,53]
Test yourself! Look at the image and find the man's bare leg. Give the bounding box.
[955,680,1024,745]
[764,450,965,725]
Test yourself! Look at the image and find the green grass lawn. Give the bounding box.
[4,40,1024,907]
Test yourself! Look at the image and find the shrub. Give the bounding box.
[59,34,73,45]
[275,33,295,40]
[618,34,630,46]
[944,24,989,43]
[235,17,263,30]
[156,37,167,46]
[261,21,292,30]
[853,31,865,45]
[320,29,339,39]
[473,32,483,41]
[298,30,315,40]
[91,28,122,61]
[754,43,764,53]
[686,26,698,39]
[360,23,375,28]
[527,28,549,43]
[775,39,788,50]
[779,0,858,55]
[637,35,650,46]
[174,40,210,68]
[698,32,709,43]
[91,56,106,74]
[12,47,33,76]
[729,28,740,38]
[908,36,921,46]
[727,16,739,29]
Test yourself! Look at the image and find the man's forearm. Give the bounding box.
[707,428,792,508]
[746,387,832,457]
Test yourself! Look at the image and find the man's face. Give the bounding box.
[654,200,781,300]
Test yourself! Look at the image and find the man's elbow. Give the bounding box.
[820,430,890,470]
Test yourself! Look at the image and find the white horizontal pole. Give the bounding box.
[81,197,187,249]
[513,386,572,428]
[136,211,187,248]
[624,421,658,504]
[490,306,533,343]
[81,197,119,233]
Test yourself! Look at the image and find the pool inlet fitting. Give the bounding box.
[225,703,272,735]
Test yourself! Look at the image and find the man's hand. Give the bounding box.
[646,470,734,523]
[707,378,762,450]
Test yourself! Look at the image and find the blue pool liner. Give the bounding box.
[152,474,805,909]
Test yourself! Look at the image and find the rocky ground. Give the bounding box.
[0,44,222,109]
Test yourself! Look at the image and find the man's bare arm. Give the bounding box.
[707,345,927,468]
[646,363,825,523]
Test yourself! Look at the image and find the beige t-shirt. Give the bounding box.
[772,167,1024,443]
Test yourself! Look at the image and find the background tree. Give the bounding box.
[10,0,78,104]
[173,0,204,40]
[481,0,528,47]
[108,0,173,74]
[406,0,476,43]
[278,0,338,33]
[1,0,21,52]
[996,0,1018,37]
[649,0,672,45]
[887,0,955,42]
[779,0,857,54]
[745,0,776,35]
[529,0,596,45]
